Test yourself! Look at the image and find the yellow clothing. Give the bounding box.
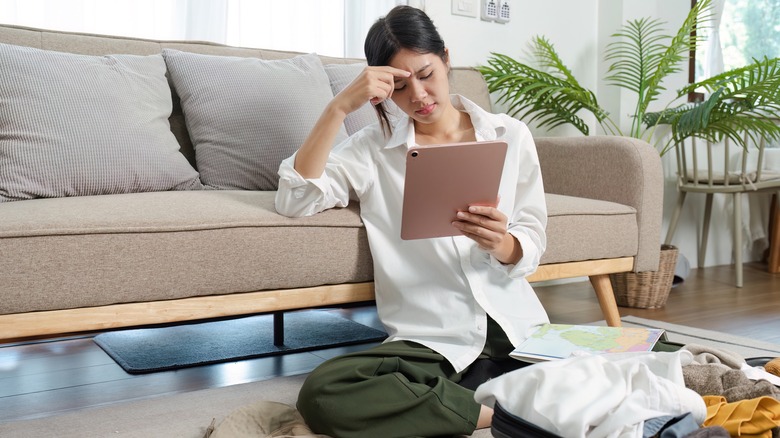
[764,358,780,377]
[703,395,780,438]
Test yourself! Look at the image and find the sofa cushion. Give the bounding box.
[0,190,639,315]
[0,191,372,314]
[162,50,346,190]
[0,42,202,202]
[542,194,638,265]
[323,63,402,136]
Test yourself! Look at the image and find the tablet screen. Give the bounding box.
[401,140,508,240]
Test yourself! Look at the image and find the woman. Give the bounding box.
[275,6,548,437]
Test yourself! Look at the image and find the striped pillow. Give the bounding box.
[0,43,202,202]
[162,50,346,191]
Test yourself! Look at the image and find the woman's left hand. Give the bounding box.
[452,205,522,264]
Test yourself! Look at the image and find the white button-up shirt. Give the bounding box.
[275,95,549,372]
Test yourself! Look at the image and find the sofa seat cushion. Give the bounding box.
[0,191,637,315]
[0,191,372,315]
[542,194,638,265]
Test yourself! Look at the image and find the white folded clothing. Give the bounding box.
[474,350,706,438]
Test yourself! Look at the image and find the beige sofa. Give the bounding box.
[0,24,662,341]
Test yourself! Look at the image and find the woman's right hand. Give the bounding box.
[294,66,409,179]
[331,66,411,115]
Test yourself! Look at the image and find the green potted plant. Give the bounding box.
[477,0,780,307]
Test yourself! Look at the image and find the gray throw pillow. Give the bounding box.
[323,63,402,136]
[162,50,345,190]
[0,43,202,202]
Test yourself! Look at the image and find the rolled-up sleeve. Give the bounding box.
[275,130,375,218]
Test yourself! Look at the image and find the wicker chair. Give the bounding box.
[664,132,780,287]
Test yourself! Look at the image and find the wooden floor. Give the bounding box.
[1,262,778,424]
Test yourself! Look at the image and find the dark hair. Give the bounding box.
[364,6,447,134]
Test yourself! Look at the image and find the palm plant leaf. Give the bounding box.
[679,56,780,101]
[642,0,712,112]
[605,0,712,137]
[479,50,608,136]
[644,103,693,127]
[528,37,610,120]
[531,36,582,87]
[605,17,671,137]
[605,17,668,95]
[683,99,780,150]
[670,88,729,144]
[648,56,780,154]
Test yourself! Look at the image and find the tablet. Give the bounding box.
[401,140,508,240]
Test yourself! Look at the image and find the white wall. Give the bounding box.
[425,0,599,137]
[424,0,765,269]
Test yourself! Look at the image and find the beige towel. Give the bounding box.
[683,343,747,369]
[205,401,331,438]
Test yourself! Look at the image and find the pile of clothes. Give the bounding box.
[475,344,780,438]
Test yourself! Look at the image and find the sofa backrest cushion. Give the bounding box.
[0,42,203,202]
[0,24,493,175]
[162,49,344,190]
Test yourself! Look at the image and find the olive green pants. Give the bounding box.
[296,318,520,438]
[296,321,683,438]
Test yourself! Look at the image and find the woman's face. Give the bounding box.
[387,48,451,126]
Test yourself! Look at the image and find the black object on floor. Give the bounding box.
[94,310,387,374]
[491,402,563,438]
[745,356,774,367]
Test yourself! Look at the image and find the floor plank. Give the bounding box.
[1,350,325,421]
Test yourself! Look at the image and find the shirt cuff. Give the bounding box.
[278,154,333,193]
[490,230,540,278]
[276,154,342,217]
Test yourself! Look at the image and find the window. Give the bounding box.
[695,0,780,82]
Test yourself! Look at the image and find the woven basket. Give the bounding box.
[610,244,679,309]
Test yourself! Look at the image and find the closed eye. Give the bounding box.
[394,70,432,90]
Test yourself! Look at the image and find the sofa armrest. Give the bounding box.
[534,136,663,272]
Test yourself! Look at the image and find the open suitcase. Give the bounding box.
[488,358,776,438]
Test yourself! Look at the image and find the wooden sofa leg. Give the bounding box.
[589,274,622,327]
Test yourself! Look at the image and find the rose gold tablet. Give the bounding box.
[401,140,508,240]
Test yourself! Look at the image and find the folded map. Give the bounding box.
[510,324,666,363]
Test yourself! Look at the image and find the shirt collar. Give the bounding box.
[382,94,507,150]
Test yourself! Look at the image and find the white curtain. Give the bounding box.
[343,0,398,58]
[702,0,726,79]
[0,0,187,40]
[180,0,227,43]
[223,0,345,56]
[0,0,397,57]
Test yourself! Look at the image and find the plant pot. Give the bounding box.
[610,244,679,309]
